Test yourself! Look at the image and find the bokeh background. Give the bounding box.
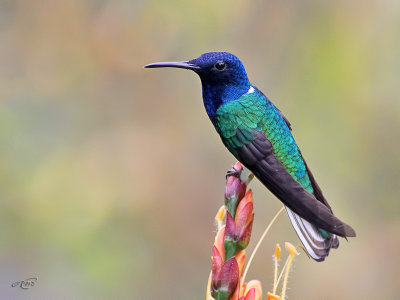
[1,0,399,299]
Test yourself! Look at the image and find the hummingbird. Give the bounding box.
[145,52,356,261]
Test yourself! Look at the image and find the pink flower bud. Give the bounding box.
[211,256,239,299]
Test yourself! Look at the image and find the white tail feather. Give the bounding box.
[285,206,339,262]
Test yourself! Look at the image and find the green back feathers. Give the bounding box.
[215,91,313,193]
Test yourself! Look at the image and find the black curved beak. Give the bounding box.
[144,61,200,71]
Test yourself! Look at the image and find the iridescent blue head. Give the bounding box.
[145,52,250,120]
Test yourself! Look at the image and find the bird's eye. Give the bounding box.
[214,61,226,71]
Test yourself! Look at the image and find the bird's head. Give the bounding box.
[145,52,251,119]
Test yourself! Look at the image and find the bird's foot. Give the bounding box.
[226,162,254,184]
[226,165,242,179]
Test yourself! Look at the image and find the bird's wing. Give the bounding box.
[232,129,355,237]
[274,103,332,210]
[266,106,343,259]
[215,92,355,237]
[302,157,332,210]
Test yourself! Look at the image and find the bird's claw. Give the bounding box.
[226,165,243,179]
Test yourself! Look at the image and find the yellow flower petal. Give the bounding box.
[214,226,226,261]
[284,242,299,257]
[267,292,281,300]
[215,205,226,230]
[274,244,281,260]
[215,205,225,222]
[235,250,246,276]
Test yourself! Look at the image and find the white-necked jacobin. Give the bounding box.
[145,52,356,262]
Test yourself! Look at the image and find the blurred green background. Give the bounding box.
[1,0,399,299]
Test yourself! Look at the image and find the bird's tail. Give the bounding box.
[285,206,339,262]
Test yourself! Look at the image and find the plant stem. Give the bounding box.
[281,254,295,299]
[273,256,278,294]
[276,256,290,291]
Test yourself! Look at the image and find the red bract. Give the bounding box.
[240,288,255,300]
[225,172,246,202]
[208,161,263,300]
[211,253,239,299]
[225,162,248,218]
[224,190,254,259]
[240,280,262,300]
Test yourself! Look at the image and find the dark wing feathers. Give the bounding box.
[236,130,356,238]
[302,159,332,210]
[277,108,332,210]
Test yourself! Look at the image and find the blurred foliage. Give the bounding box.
[0,0,399,299]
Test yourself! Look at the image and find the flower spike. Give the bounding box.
[209,162,301,300]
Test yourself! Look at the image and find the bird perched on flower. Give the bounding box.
[145,52,356,261]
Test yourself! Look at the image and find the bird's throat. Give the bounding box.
[201,82,250,120]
